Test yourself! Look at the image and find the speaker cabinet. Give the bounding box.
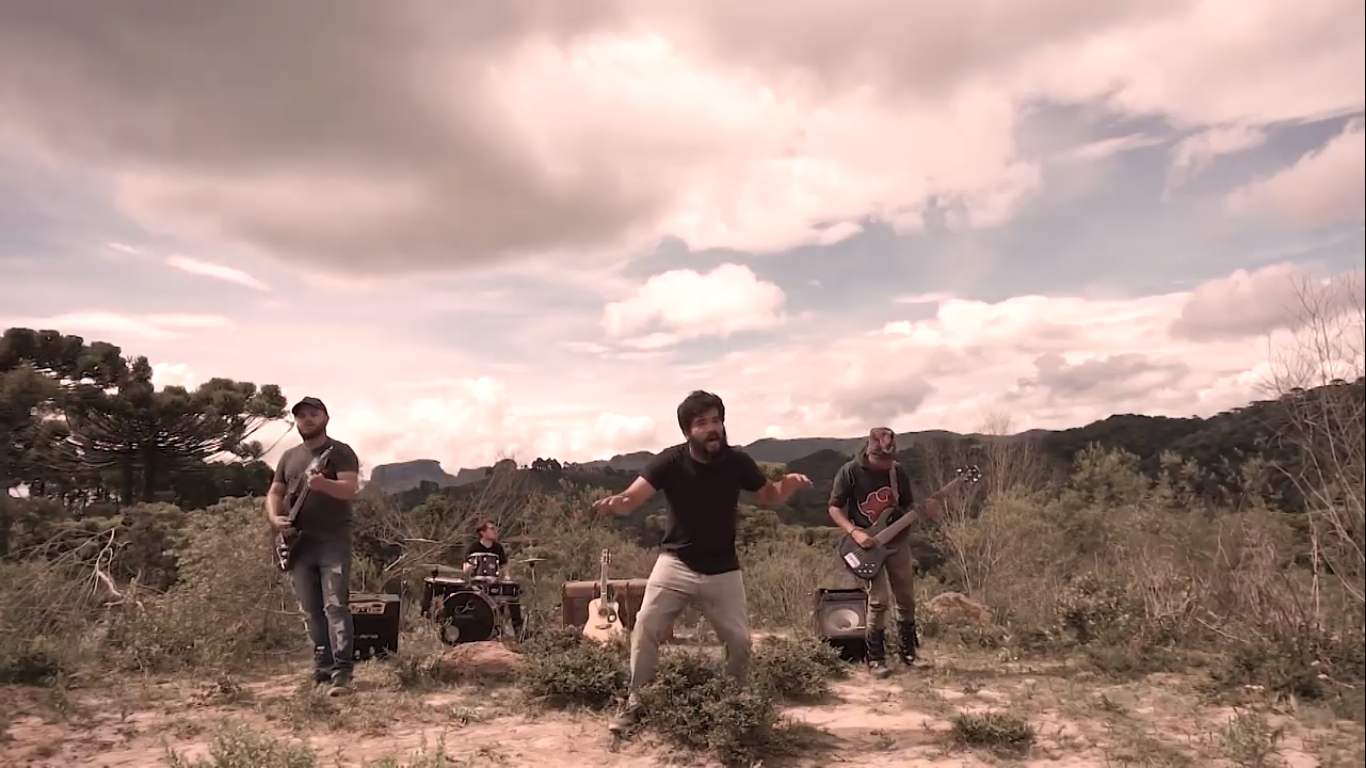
[812,587,867,661]
[349,592,400,660]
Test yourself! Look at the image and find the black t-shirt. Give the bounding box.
[273,439,361,543]
[828,458,915,533]
[464,539,507,565]
[642,443,769,575]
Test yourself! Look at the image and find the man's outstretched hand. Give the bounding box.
[593,494,632,515]
[777,473,813,500]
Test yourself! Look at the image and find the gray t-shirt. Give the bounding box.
[273,439,361,543]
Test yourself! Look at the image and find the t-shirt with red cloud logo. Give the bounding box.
[828,458,915,533]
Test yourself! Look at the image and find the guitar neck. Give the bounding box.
[871,474,964,546]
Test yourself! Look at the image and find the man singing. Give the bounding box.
[266,396,362,695]
[828,427,938,677]
[594,390,812,734]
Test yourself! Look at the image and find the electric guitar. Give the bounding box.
[581,548,625,643]
[835,465,982,581]
[274,445,335,572]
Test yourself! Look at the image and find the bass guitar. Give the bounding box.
[581,548,626,643]
[835,464,981,581]
[274,445,335,572]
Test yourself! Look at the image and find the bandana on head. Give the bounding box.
[866,427,897,458]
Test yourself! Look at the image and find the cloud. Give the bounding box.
[165,255,270,291]
[1056,133,1165,163]
[1,1,1359,276]
[0,312,237,340]
[1008,352,1191,404]
[1168,124,1267,188]
[1171,263,1364,341]
[1225,119,1366,227]
[603,264,785,343]
[151,361,197,389]
[37,263,1361,474]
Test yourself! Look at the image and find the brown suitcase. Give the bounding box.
[560,578,673,640]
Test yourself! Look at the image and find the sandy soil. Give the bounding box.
[2,645,1361,767]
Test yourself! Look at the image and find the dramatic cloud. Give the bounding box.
[2,2,1362,477]
[1171,263,1365,341]
[1225,119,1366,227]
[1,0,1359,275]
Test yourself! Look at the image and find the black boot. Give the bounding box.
[310,645,333,685]
[896,619,920,664]
[865,629,892,679]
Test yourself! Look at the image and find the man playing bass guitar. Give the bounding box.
[265,396,362,695]
[827,427,939,677]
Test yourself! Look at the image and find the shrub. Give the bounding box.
[165,722,317,768]
[950,711,1035,754]
[637,650,802,768]
[751,632,847,702]
[516,634,628,709]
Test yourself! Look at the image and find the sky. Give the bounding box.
[1,1,1363,475]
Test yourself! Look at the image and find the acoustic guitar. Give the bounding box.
[581,548,626,643]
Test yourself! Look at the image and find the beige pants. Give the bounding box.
[628,553,751,701]
[866,541,916,630]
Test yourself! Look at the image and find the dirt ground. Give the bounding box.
[2,644,1362,767]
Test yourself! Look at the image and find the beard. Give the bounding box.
[688,427,729,457]
[297,423,326,440]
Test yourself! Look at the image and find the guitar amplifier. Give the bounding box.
[348,592,400,660]
[812,587,867,660]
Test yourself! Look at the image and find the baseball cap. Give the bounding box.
[866,427,897,457]
[290,396,328,416]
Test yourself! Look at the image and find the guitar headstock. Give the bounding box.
[955,465,983,484]
[599,548,610,565]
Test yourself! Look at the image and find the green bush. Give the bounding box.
[751,632,847,702]
[950,711,1035,754]
[166,722,317,768]
[637,651,799,768]
[516,635,628,709]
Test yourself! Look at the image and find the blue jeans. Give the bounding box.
[289,537,354,674]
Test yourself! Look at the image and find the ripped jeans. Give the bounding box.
[289,537,354,674]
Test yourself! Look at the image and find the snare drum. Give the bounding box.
[486,579,521,601]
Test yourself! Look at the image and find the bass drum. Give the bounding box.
[436,589,498,645]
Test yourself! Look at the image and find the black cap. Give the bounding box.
[290,396,328,416]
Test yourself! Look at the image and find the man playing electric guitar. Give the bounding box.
[827,428,939,677]
[265,396,362,695]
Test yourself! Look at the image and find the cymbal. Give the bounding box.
[519,556,547,564]
[413,563,460,571]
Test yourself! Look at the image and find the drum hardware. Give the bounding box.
[516,556,546,636]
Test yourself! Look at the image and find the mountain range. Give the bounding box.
[366,430,998,493]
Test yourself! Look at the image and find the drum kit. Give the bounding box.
[418,542,547,645]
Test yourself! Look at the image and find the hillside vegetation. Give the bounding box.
[1,274,1362,766]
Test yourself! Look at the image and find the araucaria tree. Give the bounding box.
[64,357,287,505]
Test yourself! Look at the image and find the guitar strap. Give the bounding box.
[889,461,900,508]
